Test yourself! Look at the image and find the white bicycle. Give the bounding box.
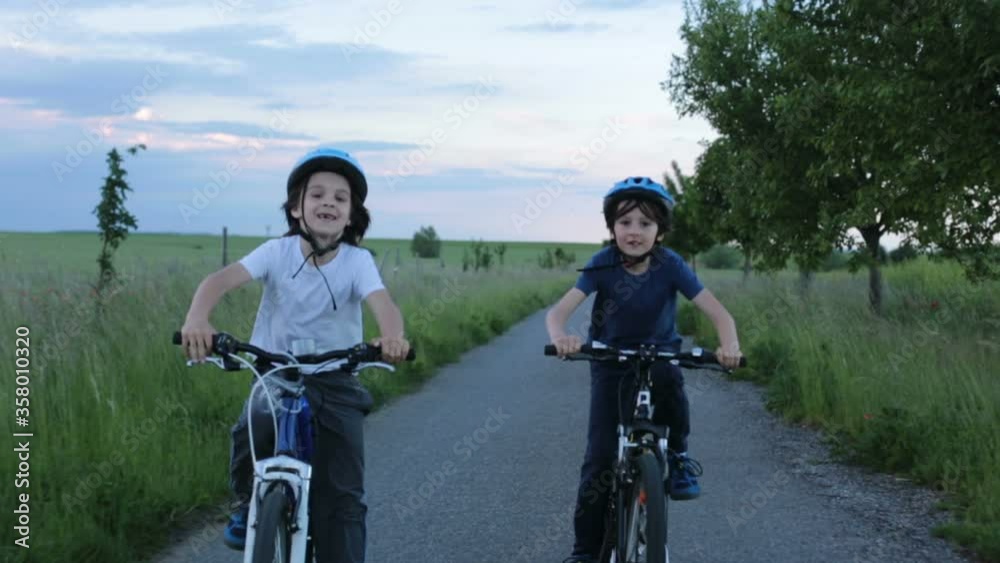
[173,331,413,563]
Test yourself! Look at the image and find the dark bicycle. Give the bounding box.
[545,340,745,563]
[172,331,414,563]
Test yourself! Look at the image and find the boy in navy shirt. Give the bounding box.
[546,177,743,562]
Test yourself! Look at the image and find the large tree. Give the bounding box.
[667,0,1000,312]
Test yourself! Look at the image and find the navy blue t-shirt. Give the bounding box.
[574,246,704,352]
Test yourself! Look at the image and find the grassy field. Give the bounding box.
[680,259,1000,560]
[0,232,595,563]
[0,231,598,278]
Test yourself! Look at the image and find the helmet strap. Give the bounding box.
[296,183,343,258]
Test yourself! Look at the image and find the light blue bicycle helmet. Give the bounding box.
[287,147,368,202]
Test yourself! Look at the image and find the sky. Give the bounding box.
[0,0,727,244]
[2,0,904,248]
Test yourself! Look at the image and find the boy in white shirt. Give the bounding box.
[180,147,410,563]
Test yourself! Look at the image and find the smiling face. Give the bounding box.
[611,200,664,257]
[290,171,352,241]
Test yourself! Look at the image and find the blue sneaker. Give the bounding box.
[223,504,249,550]
[667,451,703,501]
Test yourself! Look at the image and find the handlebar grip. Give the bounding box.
[544,344,595,356]
[405,348,416,361]
[172,331,225,351]
[696,349,747,367]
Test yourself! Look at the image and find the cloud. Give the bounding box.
[158,120,318,141]
[0,24,421,117]
[580,0,669,10]
[505,22,610,33]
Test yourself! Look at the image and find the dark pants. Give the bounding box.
[230,373,374,563]
[572,361,690,557]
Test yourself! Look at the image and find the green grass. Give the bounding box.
[681,257,1000,560]
[0,232,585,563]
[0,231,600,277]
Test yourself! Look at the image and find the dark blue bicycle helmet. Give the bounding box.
[586,176,676,273]
[603,176,675,210]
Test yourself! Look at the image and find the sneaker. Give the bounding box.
[667,451,703,501]
[562,556,597,563]
[223,504,249,550]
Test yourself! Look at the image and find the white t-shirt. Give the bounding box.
[239,236,385,359]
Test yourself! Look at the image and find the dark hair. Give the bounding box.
[282,176,371,245]
[603,194,672,238]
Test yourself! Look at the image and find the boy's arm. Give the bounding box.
[690,288,742,368]
[365,289,410,363]
[181,262,253,361]
[546,288,588,356]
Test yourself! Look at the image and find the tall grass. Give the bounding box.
[0,257,576,563]
[680,258,1000,559]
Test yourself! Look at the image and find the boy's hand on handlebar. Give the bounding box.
[715,341,743,370]
[180,319,216,362]
[372,335,410,363]
[552,335,582,358]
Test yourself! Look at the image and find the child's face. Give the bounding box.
[612,202,662,257]
[290,171,352,239]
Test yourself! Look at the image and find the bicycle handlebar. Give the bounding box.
[543,343,747,368]
[172,331,416,366]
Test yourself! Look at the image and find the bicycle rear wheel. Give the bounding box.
[250,484,293,563]
[619,451,666,563]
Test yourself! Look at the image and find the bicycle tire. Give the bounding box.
[250,484,293,563]
[619,452,666,563]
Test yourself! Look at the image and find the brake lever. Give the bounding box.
[185,356,228,369]
[354,361,396,373]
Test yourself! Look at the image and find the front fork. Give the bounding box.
[243,456,313,563]
[612,386,671,554]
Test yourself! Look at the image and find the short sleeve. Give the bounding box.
[574,254,601,295]
[352,248,386,300]
[669,251,704,300]
[239,239,280,281]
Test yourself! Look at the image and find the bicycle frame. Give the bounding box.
[243,391,314,563]
[607,349,671,563]
[544,340,741,563]
[616,349,671,473]
[174,331,415,563]
[187,341,398,563]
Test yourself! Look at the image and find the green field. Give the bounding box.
[0,231,594,563]
[680,259,1000,559]
[0,231,599,278]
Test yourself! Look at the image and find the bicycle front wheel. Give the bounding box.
[620,452,666,563]
[251,484,293,563]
